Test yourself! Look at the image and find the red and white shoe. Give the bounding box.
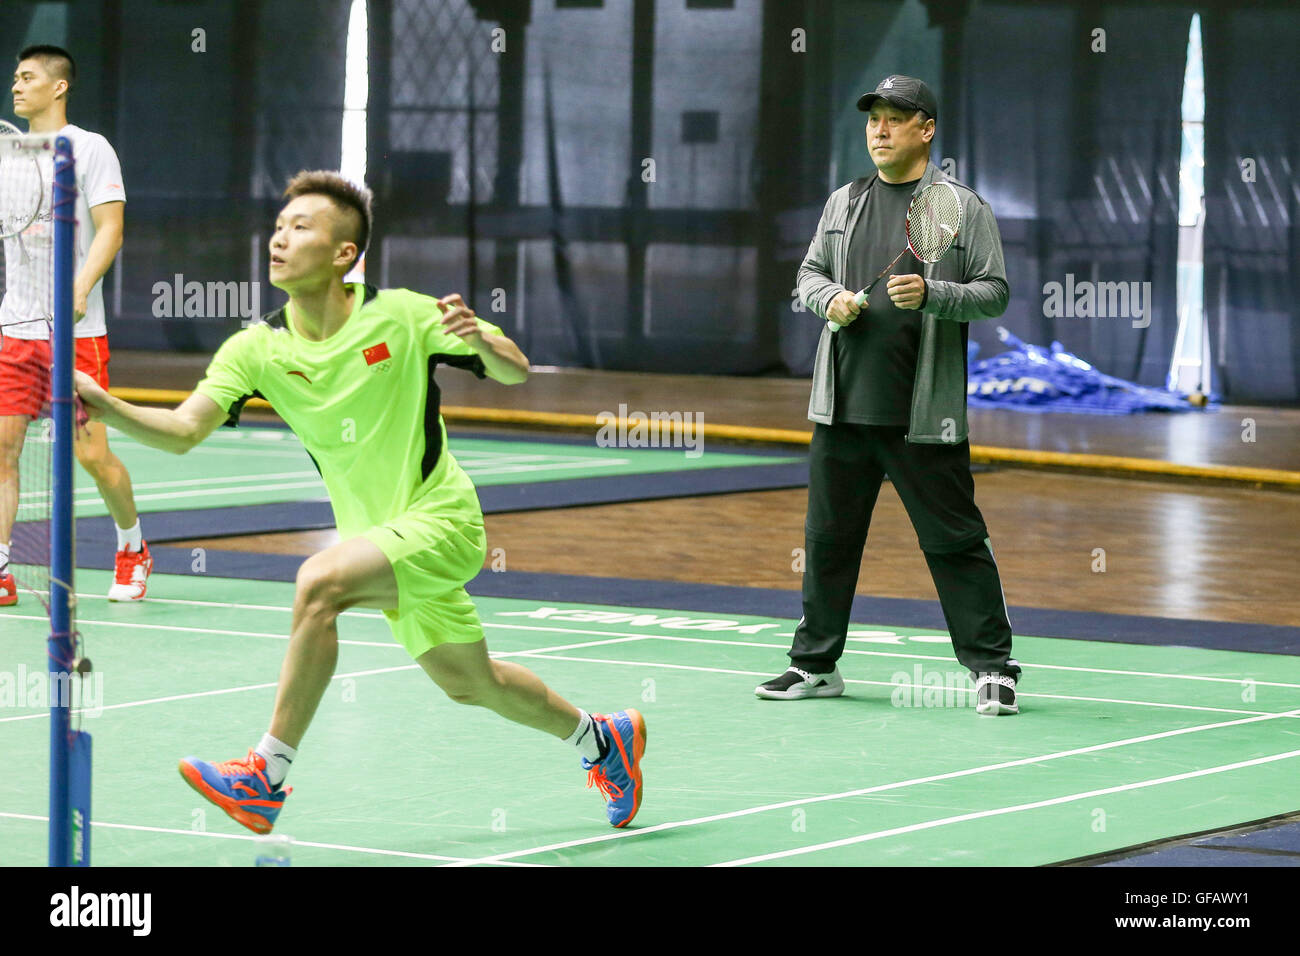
[0,572,16,607]
[108,542,153,602]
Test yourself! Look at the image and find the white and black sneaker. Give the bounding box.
[974,673,1018,716]
[755,666,844,700]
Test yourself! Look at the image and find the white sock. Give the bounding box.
[255,733,297,789]
[116,520,143,553]
[0,542,9,573]
[565,710,605,763]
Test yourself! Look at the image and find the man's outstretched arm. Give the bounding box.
[74,370,230,454]
[437,293,530,385]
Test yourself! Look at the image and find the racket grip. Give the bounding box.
[828,289,870,332]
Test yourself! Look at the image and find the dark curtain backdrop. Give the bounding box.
[1202,6,1300,403]
[8,0,1297,401]
[943,1,1190,386]
[110,0,352,349]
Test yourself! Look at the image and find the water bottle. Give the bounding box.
[254,834,292,866]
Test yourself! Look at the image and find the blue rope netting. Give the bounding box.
[967,328,1216,415]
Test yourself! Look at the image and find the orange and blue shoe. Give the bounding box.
[178,750,292,835]
[583,710,646,828]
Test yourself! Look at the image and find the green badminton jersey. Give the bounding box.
[194,283,503,536]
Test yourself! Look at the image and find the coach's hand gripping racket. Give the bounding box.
[828,180,963,332]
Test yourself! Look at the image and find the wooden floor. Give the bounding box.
[171,450,1300,628]
[115,351,1300,471]
[115,353,1300,630]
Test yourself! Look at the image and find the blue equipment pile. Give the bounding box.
[967,328,1210,415]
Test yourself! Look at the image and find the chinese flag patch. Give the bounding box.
[363,342,391,366]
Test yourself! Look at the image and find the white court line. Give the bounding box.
[26,599,1300,692]
[476,629,1300,692]
[0,613,394,647]
[104,438,312,459]
[454,452,598,464]
[26,479,326,509]
[108,428,291,443]
[713,748,1300,866]
[444,706,1300,867]
[0,638,1274,724]
[7,605,1295,865]
[0,664,418,724]
[0,813,544,867]
[500,654,1298,719]
[453,451,620,462]
[64,591,386,619]
[171,447,314,459]
[635,634,1300,690]
[460,460,630,477]
[0,638,649,724]
[82,480,324,505]
[3,611,648,658]
[19,470,319,500]
[495,635,652,657]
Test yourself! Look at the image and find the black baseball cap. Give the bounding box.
[857,75,938,120]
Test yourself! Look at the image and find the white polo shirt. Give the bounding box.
[0,123,126,339]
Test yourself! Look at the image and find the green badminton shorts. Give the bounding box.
[360,510,488,659]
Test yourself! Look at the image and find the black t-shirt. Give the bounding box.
[834,177,923,425]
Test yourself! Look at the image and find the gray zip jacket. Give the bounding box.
[798,160,1009,443]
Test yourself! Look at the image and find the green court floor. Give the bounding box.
[16,426,801,521]
[2,572,1298,866]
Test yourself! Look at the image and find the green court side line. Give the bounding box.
[712,748,1300,867]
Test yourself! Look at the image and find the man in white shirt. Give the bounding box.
[0,45,151,606]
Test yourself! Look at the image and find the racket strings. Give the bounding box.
[1,141,44,237]
[906,183,963,262]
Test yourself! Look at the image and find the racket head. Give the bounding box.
[0,119,48,240]
[904,181,963,263]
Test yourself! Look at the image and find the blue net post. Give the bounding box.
[48,136,77,867]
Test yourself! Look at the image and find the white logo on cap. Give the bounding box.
[882,77,895,89]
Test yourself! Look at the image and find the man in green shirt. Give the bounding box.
[74,170,646,833]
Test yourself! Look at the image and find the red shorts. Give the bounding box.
[0,335,111,418]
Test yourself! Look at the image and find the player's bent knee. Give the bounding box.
[74,445,107,472]
[294,560,350,619]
